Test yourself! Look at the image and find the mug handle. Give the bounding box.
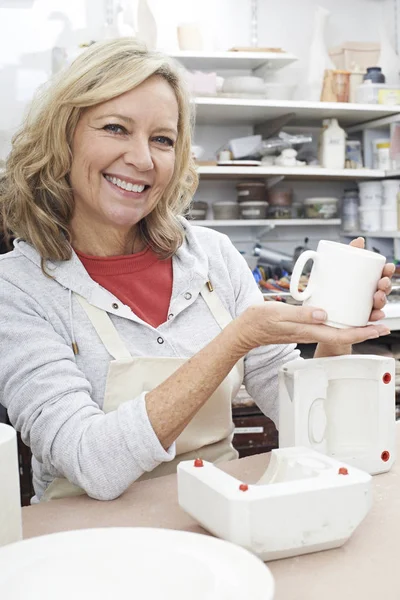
[290,250,317,301]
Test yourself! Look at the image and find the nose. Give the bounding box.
[123,135,154,172]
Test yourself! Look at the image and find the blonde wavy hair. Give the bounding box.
[1,37,198,261]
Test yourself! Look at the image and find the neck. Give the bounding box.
[71,220,145,257]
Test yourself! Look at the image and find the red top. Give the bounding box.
[76,247,173,328]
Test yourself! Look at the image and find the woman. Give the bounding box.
[0,38,393,502]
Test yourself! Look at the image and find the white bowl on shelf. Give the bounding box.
[222,76,266,95]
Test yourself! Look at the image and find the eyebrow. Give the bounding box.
[93,113,178,136]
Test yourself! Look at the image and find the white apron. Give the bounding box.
[41,283,244,501]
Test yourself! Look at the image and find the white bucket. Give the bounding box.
[381,179,400,207]
[358,181,382,207]
[381,205,398,231]
[359,206,381,231]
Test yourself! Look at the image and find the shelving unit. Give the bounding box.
[194,97,400,127]
[174,50,400,333]
[169,50,298,72]
[197,166,385,181]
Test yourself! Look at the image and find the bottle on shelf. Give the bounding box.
[319,119,346,169]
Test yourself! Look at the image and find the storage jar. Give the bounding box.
[236,181,266,203]
[268,189,293,206]
[376,142,391,171]
[188,201,208,220]
[212,202,240,220]
[358,181,382,207]
[359,206,381,231]
[382,179,400,207]
[372,138,391,169]
[341,189,359,231]
[303,197,339,219]
[381,205,397,231]
[239,201,269,220]
[268,206,292,219]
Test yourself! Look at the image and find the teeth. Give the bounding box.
[105,175,146,193]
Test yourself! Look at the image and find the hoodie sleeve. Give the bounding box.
[0,278,175,501]
[217,234,300,426]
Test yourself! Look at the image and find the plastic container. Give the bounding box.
[359,206,381,231]
[189,201,208,220]
[212,202,240,220]
[372,138,391,169]
[382,179,400,207]
[358,181,382,207]
[345,140,363,169]
[236,181,266,203]
[356,83,400,105]
[303,197,339,219]
[376,142,391,170]
[364,67,386,84]
[342,189,359,232]
[319,119,346,169]
[239,201,269,220]
[381,205,397,231]
[268,206,292,219]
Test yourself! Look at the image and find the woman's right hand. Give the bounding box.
[229,301,391,356]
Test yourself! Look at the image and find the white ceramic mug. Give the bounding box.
[290,240,386,328]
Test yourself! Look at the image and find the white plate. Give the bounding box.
[0,527,275,600]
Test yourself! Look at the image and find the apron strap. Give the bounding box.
[200,282,233,330]
[75,295,132,361]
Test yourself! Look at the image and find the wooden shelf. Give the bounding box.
[197,166,385,181]
[193,97,400,127]
[170,50,298,71]
[192,219,341,227]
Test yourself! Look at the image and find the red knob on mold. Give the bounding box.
[383,373,392,384]
[381,451,390,462]
[239,483,249,492]
[338,467,348,475]
[194,458,204,467]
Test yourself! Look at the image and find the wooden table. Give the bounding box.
[23,426,400,600]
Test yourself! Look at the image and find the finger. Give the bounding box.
[373,290,387,310]
[282,304,328,324]
[289,322,390,345]
[333,324,391,345]
[378,276,393,294]
[349,237,365,249]
[382,263,396,279]
[369,309,386,322]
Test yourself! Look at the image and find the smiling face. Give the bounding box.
[69,75,179,255]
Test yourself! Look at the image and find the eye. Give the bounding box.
[153,135,175,147]
[103,123,127,135]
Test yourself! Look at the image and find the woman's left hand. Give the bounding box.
[350,237,395,321]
